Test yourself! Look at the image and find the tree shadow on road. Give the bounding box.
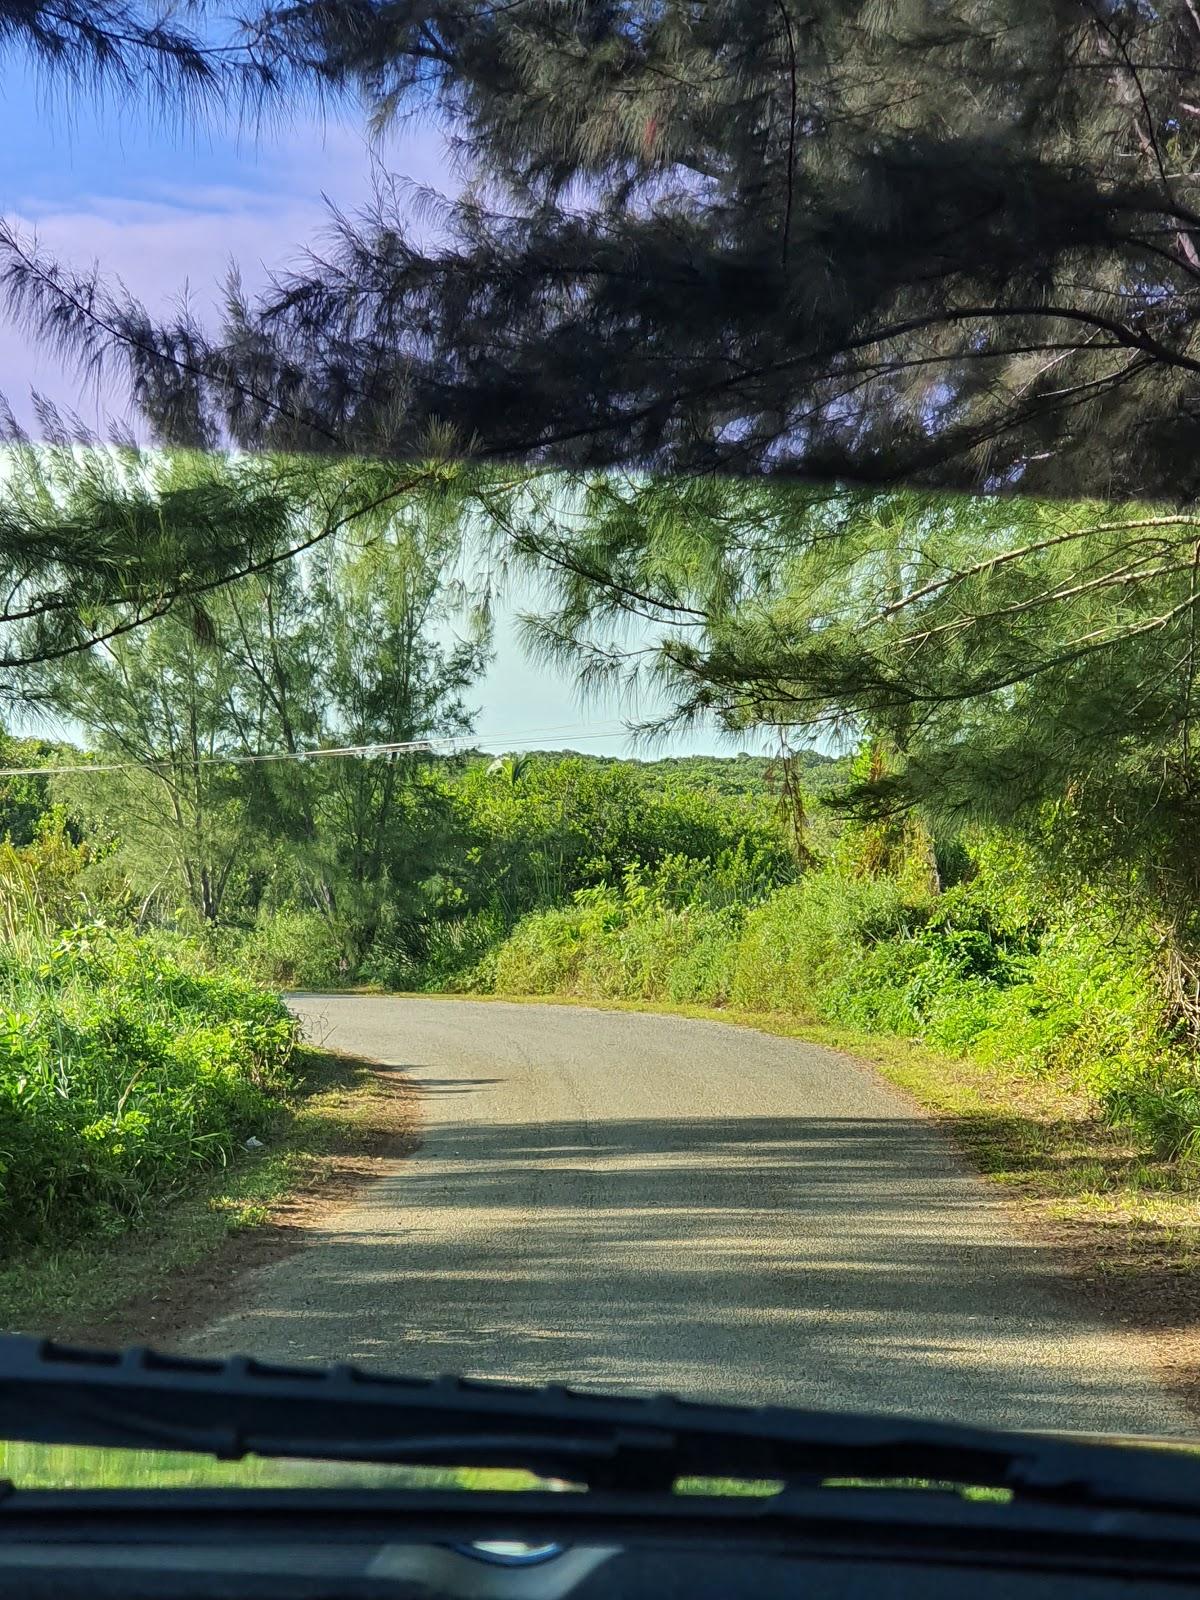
[190,1102,1194,1436]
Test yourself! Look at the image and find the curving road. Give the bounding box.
[189,996,1191,1435]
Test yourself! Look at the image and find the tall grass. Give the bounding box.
[0,924,297,1245]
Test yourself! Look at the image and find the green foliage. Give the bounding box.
[0,730,72,846]
[0,814,96,947]
[232,909,348,991]
[364,907,509,994]
[504,478,1200,1037]
[492,903,593,998]
[448,755,793,920]
[42,477,486,938]
[0,924,297,1246]
[479,821,1199,1155]
[0,445,405,673]
[483,842,766,1004]
[29,1,1200,503]
[501,749,848,800]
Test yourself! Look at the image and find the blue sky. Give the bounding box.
[0,67,733,757]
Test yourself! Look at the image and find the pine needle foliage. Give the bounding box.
[0,0,314,121]
[12,1,1200,495]
[0,427,460,684]
[487,473,1200,1001]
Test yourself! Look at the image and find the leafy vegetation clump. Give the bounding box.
[0,924,296,1246]
[471,817,1198,1159]
[331,757,795,993]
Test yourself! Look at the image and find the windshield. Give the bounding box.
[0,0,1198,1492]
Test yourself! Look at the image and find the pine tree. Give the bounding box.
[0,418,449,679]
[10,1,1200,498]
[0,0,287,115]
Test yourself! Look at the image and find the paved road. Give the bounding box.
[189,996,1191,1434]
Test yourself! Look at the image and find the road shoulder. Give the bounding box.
[0,1048,419,1349]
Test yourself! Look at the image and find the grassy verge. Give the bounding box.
[0,1047,417,1345]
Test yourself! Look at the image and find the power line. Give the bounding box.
[0,722,638,779]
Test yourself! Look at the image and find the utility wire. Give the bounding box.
[0,722,638,778]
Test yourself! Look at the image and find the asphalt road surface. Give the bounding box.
[189,996,1191,1434]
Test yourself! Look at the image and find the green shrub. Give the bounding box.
[663,911,742,1004]
[822,938,924,1034]
[491,904,593,995]
[450,757,794,922]
[373,907,509,992]
[0,925,297,1246]
[232,908,347,990]
[918,977,1009,1050]
[969,921,1167,1093]
[729,871,924,1013]
[490,878,748,1005]
[577,907,697,1000]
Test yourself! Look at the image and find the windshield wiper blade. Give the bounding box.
[0,1337,1195,1515]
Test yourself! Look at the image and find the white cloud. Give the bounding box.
[1,117,455,431]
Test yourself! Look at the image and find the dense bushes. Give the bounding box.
[470,833,1200,1155]
[0,925,297,1245]
[232,908,347,991]
[447,757,793,921]
[226,756,797,991]
[728,874,920,1018]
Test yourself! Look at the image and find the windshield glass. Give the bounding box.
[0,0,1198,1491]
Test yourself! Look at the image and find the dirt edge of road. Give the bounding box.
[399,990,1200,1424]
[0,1048,420,1351]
